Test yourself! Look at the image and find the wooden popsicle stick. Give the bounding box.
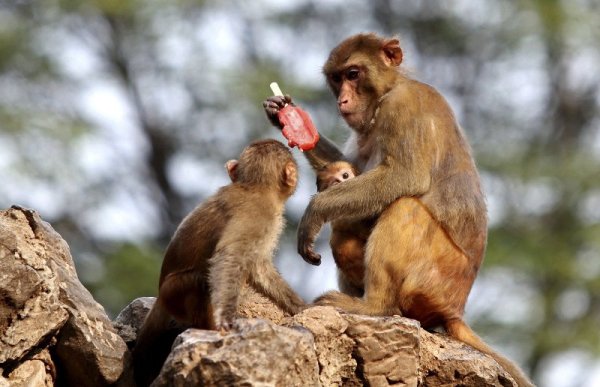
[270,82,284,97]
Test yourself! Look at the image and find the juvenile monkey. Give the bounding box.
[316,161,374,297]
[133,139,305,386]
[264,34,533,386]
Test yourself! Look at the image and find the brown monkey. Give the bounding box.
[316,161,374,297]
[264,34,533,386]
[133,139,305,386]
[316,160,358,192]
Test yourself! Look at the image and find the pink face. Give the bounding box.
[317,162,356,192]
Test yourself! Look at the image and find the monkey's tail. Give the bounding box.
[133,304,183,387]
[445,318,535,387]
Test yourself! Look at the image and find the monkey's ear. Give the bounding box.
[225,160,239,182]
[381,38,403,67]
[284,162,297,188]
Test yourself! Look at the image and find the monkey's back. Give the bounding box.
[158,186,234,286]
[158,184,284,286]
[381,79,488,266]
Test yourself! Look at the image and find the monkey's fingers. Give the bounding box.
[263,95,294,128]
[298,243,322,266]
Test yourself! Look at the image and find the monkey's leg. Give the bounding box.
[337,271,364,297]
[160,271,214,329]
[133,302,185,387]
[314,236,400,316]
[250,262,306,314]
[331,231,366,293]
[317,197,453,318]
[209,249,246,329]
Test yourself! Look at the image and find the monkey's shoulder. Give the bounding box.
[384,79,449,112]
[211,185,284,229]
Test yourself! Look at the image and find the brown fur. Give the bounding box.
[266,33,532,386]
[133,139,305,386]
[316,161,373,297]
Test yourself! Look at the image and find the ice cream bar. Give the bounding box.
[270,82,320,151]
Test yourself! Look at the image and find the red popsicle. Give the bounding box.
[270,82,320,151]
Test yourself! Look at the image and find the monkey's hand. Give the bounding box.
[297,206,324,266]
[262,95,293,129]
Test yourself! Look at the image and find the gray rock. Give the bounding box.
[0,207,69,364]
[113,296,156,348]
[418,328,516,386]
[0,349,55,387]
[151,319,320,387]
[0,206,130,386]
[344,313,420,387]
[289,306,358,386]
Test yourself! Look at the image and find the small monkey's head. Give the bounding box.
[226,139,298,197]
[316,160,357,192]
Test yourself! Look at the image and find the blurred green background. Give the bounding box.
[0,0,598,385]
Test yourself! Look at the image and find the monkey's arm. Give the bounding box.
[298,115,434,264]
[208,244,248,330]
[263,95,344,170]
[249,262,306,314]
[304,135,345,170]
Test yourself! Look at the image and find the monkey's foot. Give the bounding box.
[314,291,402,317]
[313,291,354,307]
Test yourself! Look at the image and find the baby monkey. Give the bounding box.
[316,161,376,297]
[134,139,305,386]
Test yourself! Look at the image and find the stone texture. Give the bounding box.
[0,206,130,387]
[0,208,69,365]
[289,306,358,386]
[0,349,55,387]
[418,329,516,386]
[113,296,156,348]
[237,284,291,325]
[151,319,320,387]
[116,295,517,387]
[1,206,524,387]
[344,313,420,387]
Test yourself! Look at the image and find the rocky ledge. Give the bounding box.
[0,207,515,386]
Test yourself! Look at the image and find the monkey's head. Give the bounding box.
[316,161,357,192]
[226,139,298,197]
[323,33,403,132]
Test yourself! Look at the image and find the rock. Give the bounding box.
[0,208,69,365]
[116,295,516,387]
[237,284,291,325]
[343,313,420,387]
[1,206,523,387]
[0,349,55,387]
[113,297,156,348]
[418,329,516,386]
[0,206,130,387]
[151,319,320,387]
[288,306,358,386]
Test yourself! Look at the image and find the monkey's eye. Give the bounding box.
[342,172,349,179]
[346,68,360,81]
[331,73,342,84]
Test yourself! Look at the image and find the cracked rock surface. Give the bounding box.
[120,295,516,387]
[1,207,519,387]
[0,206,130,386]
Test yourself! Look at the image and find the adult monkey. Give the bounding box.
[263,33,533,386]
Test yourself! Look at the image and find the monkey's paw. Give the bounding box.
[297,241,322,266]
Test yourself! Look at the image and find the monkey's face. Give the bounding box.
[317,163,356,192]
[324,34,404,132]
